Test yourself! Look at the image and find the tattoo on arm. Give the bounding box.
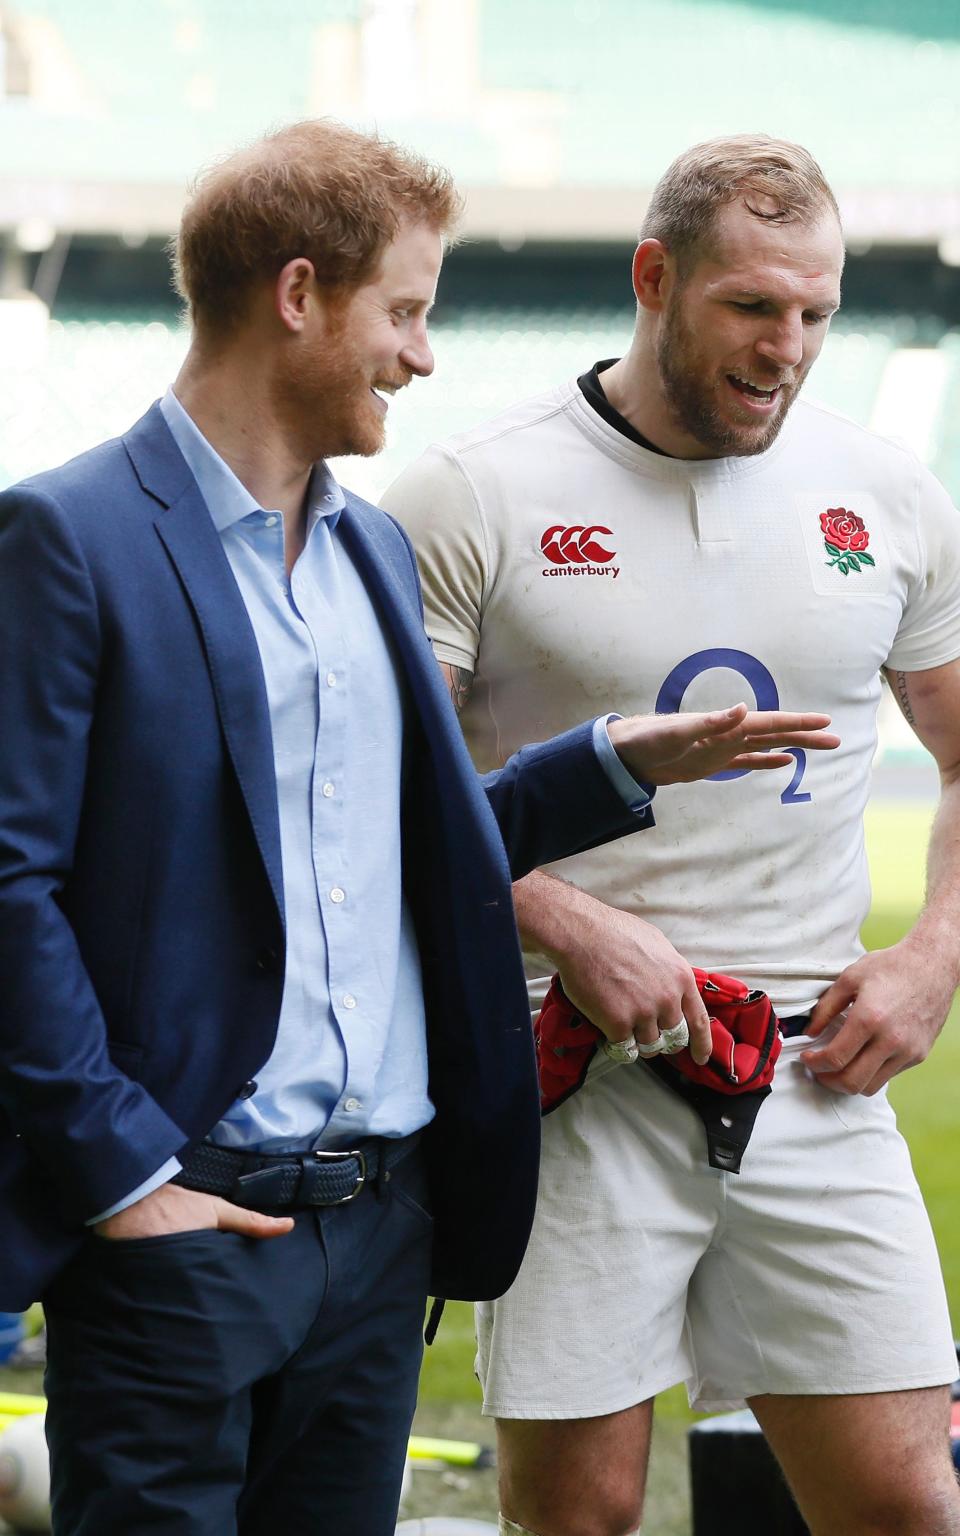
[448,664,473,715]
[892,670,916,727]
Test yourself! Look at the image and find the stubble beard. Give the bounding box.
[656,294,807,458]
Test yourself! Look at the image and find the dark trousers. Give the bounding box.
[42,1148,433,1536]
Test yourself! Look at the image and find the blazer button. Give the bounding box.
[238,1080,258,1100]
[256,946,279,973]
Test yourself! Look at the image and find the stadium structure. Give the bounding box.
[1,0,958,766]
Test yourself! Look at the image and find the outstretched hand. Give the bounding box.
[608,702,839,786]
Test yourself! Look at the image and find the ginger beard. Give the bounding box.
[655,282,808,458]
[272,300,410,462]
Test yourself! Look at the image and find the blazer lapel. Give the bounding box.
[124,406,285,924]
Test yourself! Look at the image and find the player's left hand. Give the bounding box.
[608,701,839,785]
[801,937,957,1095]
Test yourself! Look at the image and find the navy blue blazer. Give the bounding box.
[0,405,649,1311]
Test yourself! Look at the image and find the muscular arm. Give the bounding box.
[804,658,960,1094]
[512,868,713,1061]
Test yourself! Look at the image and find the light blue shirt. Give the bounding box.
[161,387,431,1153]
[95,391,651,1217]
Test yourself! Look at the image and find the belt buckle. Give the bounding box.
[313,1147,367,1204]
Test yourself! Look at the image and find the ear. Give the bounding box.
[274,257,316,333]
[631,238,676,315]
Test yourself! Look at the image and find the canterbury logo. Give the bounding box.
[540,525,619,579]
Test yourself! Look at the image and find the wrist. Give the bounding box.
[594,715,656,808]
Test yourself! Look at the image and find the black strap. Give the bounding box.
[646,1059,772,1174]
[424,1297,446,1346]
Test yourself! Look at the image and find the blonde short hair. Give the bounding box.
[174,118,461,333]
[641,134,841,273]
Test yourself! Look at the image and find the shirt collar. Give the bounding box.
[159,387,345,533]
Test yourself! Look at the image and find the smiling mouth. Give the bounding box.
[726,373,783,408]
[371,381,405,411]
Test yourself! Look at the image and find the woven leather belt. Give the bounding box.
[172,1132,419,1210]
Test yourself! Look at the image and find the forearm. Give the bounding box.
[907,769,960,983]
[803,771,960,1090]
[881,663,960,977]
[513,869,600,967]
[804,664,960,1089]
[482,720,648,879]
[512,868,711,1056]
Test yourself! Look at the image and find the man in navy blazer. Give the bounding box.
[0,120,837,1535]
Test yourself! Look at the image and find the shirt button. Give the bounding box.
[342,993,357,1009]
[322,781,335,798]
[326,672,337,687]
[264,514,279,528]
[344,1097,360,1112]
[330,886,345,904]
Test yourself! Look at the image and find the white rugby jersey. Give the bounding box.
[382,378,960,1014]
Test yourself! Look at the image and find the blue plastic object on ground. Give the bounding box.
[0,1314,24,1364]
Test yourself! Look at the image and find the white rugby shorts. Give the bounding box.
[476,1036,957,1417]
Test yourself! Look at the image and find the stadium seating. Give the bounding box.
[4,0,960,195]
[5,307,956,508]
[803,317,898,427]
[930,331,960,496]
[477,0,960,189]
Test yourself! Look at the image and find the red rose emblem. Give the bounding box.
[820,509,869,553]
[819,508,875,576]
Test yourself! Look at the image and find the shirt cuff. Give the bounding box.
[592,714,656,814]
[86,1156,183,1225]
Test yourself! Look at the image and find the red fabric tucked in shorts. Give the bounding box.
[535,968,781,1115]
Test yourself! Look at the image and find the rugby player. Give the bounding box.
[382,136,960,1536]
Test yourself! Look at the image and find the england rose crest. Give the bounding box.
[820,508,875,576]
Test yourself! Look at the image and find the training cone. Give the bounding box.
[0,1412,51,1533]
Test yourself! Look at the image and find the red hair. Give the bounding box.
[173,118,461,333]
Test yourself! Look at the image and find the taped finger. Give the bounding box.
[660,1018,690,1054]
[602,1037,641,1064]
[634,1035,665,1058]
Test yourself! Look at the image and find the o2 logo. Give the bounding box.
[655,647,811,805]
